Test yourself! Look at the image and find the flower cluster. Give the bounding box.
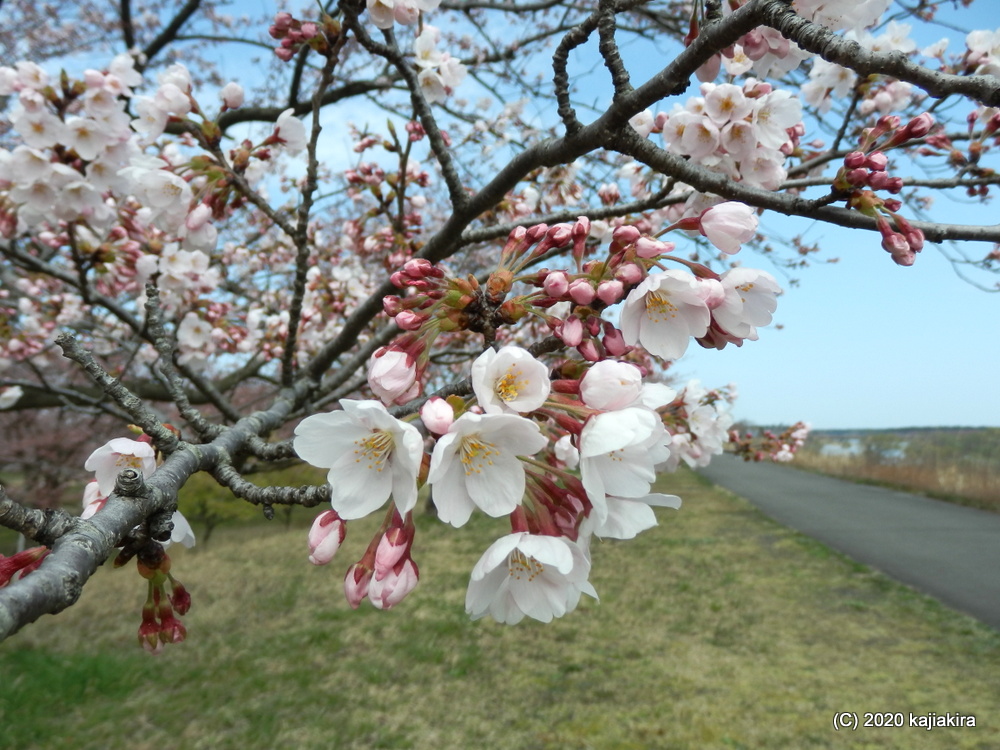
[832,114,936,266]
[269,12,339,61]
[82,433,195,650]
[658,80,803,192]
[294,214,780,625]
[367,0,441,29]
[730,421,811,463]
[135,544,191,654]
[413,25,467,104]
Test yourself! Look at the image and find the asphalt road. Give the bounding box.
[696,454,1000,630]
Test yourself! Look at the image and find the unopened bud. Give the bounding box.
[568,279,596,305]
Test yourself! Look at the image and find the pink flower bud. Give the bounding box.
[374,528,409,580]
[868,171,891,190]
[568,279,596,305]
[526,223,549,242]
[557,316,584,347]
[611,225,641,245]
[383,295,403,317]
[546,223,573,246]
[903,227,925,253]
[395,310,425,331]
[578,338,602,362]
[369,559,419,610]
[614,263,645,285]
[891,248,916,266]
[402,257,442,278]
[219,82,244,109]
[596,280,624,305]
[602,324,629,356]
[308,510,346,565]
[881,231,909,255]
[542,270,570,297]
[368,349,418,405]
[865,152,888,171]
[844,151,866,169]
[634,237,674,258]
[344,564,372,609]
[877,114,901,132]
[699,202,758,255]
[905,112,935,138]
[846,168,870,186]
[420,397,454,434]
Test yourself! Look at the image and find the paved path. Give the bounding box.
[696,454,1000,630]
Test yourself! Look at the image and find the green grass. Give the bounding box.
[1,468,998,749]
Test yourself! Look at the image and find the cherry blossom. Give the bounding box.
[428,412,548,527]
[699,202,759,255]
[620,270,711,360]
[465,532,597,625]
[274,108,308,154]
[711,268,782,341]
[583,493,682,540]
[84,438,158,496]
[293,400,424,519]
[308,510,346,565]
[419,397,454,434]
[578,407,671,523]
[11,0,993,642]
[471,345,551,415]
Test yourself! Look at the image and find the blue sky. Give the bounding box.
[677,222,999,430]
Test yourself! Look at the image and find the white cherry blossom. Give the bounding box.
[699,201,759,255]
[471,345,551,414]
[620,270,711,360]
[582,493,682,540]
[294,400,424,519]
[274,109,308,154]
[84,437,158,496]
[578,407,671,523]
[465,532,597,624]
[428,412,548,527]
[712,268,782,339]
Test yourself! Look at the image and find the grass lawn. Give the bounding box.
[1,468,997,749]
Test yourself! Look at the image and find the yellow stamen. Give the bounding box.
[645,290,678,323]
[495,367,529,403]
[352,429,394,472]
[508,549,544,581]
[459,434,500,476]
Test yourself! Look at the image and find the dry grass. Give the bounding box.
[2,468,998,750]
[794,440,1000,513]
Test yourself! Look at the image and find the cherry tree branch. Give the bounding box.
[140,0,203,69]
[758,3,1000,107]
